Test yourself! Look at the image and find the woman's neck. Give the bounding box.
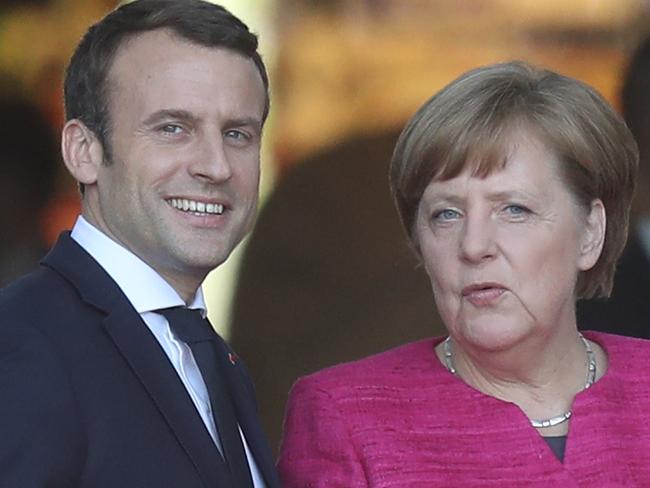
[436,328,607,436]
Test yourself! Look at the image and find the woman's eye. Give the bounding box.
[504,204,529,216]
[434,208,461,221]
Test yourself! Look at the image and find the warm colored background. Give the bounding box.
[3,0,649,456]
[0,0,646,331]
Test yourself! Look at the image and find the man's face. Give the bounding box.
[83,29,266,298]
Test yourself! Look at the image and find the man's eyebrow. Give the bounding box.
[226,117,263,134]
[142,109,197,126]
[142,111,263,133]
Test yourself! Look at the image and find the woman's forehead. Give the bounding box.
[430,125,549,183]
[421,133,572,206]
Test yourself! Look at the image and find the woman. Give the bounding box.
[277,61,650,486]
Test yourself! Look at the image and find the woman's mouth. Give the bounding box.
[461,283,507,306]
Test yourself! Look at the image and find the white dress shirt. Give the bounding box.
[71,216,265,487]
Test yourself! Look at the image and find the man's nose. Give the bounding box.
[189,134,233,183]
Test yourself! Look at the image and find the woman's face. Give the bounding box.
[415,132,604,351]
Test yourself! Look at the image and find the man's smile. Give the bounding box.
[167,198,225,215]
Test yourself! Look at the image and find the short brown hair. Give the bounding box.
[64,0,269,155]
[390,61,638,299]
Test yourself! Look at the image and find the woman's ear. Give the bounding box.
[578,199,606,271]
[61,119,105,187]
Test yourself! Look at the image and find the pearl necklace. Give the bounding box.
[442,333,597,429]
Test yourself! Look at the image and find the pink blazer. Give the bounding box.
[278,332,650,487]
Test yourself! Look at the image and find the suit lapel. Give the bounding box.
[102,307,234,486]
[43,233,234,487]
[213,336,282,488]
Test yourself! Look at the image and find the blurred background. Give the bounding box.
[2,0,649,453]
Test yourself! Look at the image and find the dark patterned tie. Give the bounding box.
[159,307,254,488]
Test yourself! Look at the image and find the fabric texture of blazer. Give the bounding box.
[0,232,280,488]
[278,332,650,487]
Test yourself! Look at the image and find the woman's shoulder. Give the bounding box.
[585,330,650,355]
[585,330,650,378]
[291,337,444,393]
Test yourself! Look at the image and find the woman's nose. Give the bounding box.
[459,213,497,263]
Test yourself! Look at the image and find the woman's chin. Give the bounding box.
[455,319,533,353]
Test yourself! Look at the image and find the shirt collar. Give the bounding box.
[70,215,207,316]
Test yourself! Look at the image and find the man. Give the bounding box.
[577,36,650,339]
[0,1,280,486]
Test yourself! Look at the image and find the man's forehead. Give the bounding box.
[109,29,197,73]
[106,29,257,94]
[103,29,264,126]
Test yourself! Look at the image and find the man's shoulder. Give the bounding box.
[0,233,111,330]
[0,232,114,314]
[1,264,65,304]
[0,264,80,324]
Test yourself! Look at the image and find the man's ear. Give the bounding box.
[578,199,606,271]
[61,119,105,186]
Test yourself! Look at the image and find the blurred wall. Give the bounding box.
[1,0,648,335]
[272,0,647,170]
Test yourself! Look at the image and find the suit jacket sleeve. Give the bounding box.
[0,319,85,487]
[277,376,368,488]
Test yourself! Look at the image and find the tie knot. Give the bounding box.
[158,307,216,343]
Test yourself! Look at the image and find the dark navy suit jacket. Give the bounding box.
[0,232,280,487]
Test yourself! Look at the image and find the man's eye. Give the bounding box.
[160,124,183,134]
[225,129,250,141]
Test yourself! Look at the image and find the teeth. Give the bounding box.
[169,198,224,215]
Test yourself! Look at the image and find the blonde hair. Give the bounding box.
[390,61,638,298]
